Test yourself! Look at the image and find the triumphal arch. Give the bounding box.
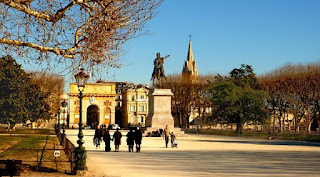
[68,83,116,128]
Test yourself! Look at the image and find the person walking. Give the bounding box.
[135,127,142,152]
[126,128,134,152]
[103,128,112,152]
[163,125,170,148]
[94,125,101,148]
[113,128,122,152]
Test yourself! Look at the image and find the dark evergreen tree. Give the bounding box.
[0,55,49,127]
[210,65,267,135]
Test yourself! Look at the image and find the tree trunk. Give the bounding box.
[273,110,276,133]
[295,121,300,134]
[307,122,312,135]
[306,111,310,135]
[282,118,285,134]
[236,117,243,136]
[286,113,289,134]
[177,112,182,128]
[186,115,190,129]
[294,114,299,134]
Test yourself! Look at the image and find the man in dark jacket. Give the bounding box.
[113,128,122,152]
[135,127,142,152]
[103,129,112,152]
[94,126,101,148]
[126,128,135,152]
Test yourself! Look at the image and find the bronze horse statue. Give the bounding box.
[151,52,170,87]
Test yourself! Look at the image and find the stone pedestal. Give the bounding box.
[146,89,174,128]
[145,89,185,136]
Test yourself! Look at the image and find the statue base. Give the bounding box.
[145,89,185,136]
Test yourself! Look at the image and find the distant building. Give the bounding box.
[68,83,116,128]
[114,82,135,127]
[122,85,149,128]
[182,40,198,83]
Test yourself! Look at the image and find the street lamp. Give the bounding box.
[57,108,61,135]
[74,68,89,172]
[60,100,68,145]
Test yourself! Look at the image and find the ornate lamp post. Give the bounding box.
[57,108,61,134]
[60,100,68,145]
[74,68,89,172]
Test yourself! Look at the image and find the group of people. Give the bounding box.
[125,127,143,152]
[93,125,143,152]
[93,124,177,152]
[93,125,113,152]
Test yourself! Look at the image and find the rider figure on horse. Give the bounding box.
[151,52,170,87]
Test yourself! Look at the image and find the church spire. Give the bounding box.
[182,39,198,83]
[187,39,194,62]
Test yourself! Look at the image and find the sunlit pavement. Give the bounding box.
[66,129,320,177]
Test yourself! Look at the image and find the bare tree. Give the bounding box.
[29,72,64,118]
[0,0,162,73]
[159,74,214,128]
[260,62,320,135]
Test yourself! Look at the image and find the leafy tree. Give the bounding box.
[209,77,238,125]
[0,55,50,127]
[230,64,260,90]
[210,65,267,135]
[25,84,50,121]
[0,55,30,126]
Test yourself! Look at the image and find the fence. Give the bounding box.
[0,148,73,173]
[0,131,76,175]
[57,129,76,173]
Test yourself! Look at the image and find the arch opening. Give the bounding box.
[87,105,99,129]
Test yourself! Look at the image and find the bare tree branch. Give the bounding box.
[1,0,51,21]
[0,38,75,58]
[0,0,163,73]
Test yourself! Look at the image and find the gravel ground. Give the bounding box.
[63,129,320,177]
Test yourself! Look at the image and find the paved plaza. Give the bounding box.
[66,129,320,177]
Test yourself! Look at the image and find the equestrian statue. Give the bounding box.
[151,52,170,87]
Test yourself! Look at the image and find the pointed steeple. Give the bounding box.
[187,40,194,63]
[182,39,198,83]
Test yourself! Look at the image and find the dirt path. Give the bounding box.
[66,129,320,177]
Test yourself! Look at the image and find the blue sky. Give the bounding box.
[106,0,320,84]
[17,0,320,90]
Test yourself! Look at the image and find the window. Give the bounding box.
[141,116,144,123]
[130,105,135,112]
[131,95,135,101]
[140,105,144,112]
[140,95,144,99]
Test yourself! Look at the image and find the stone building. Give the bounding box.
[114,82,135,127]
[68,83,116,128]
[122,85,149,127]
[182,39,198,83]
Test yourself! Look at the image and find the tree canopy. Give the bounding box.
[0,55,53,126]
[0,0,163,73]
[210,65,267,134]
[259,62,320,134]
